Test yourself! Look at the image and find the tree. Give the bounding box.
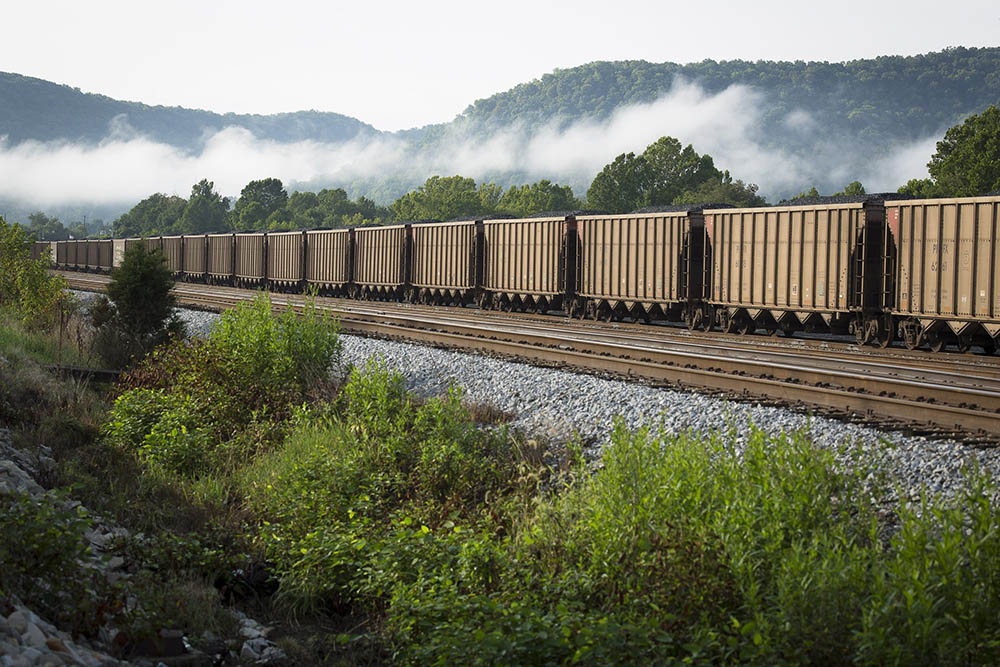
[26,211,69,240]
[673,171,766,207]
[0,217,67,328]
[178,179,229,234]
[897,178,941,198]
[233,178,288,230]
[927,104,1000,196]
[391,175,485,221]
[586,152,650,212]
[91,245,183,367]
[499,180,582,216]
[643,136,721,205]
[114,193,187,237]
[587,137,724,212]
[833,181,866,196]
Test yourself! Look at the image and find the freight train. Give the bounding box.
[38,194,1000,354]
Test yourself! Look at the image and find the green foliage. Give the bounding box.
[93,245,182,367]
[233,178,288,230]
[178,179,230,234]
[391,175,485,221]
[588,136,760,211]
[243,359,529,612]
[115,293,340,476]
[643,136,722,204]
[586,151,651,213]
[898,177,942,198]
[834,180,867,196]
[0,491,107,632]
[0,217,68,328]
[928,104,1000,196]
[104,389,210,475]
[113,193,187,238]
[26,210,70,240]
[497,179,582,216]
[673,170,767,207]
[858,471,1000,664]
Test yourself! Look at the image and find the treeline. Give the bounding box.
[20,211,107,241]
[461,47,1000,145]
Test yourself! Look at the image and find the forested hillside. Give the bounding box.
[457,47,1000,143]
[0,72,377,147]
[2,47,999,222]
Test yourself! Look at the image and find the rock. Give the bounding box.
[22,622,46,649]
[257,646,287,664]
[45,637,67,653]
[5,613,27,637]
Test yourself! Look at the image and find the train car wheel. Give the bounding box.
[956,334,973,354]
[927,333,946,353]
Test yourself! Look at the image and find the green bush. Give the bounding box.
[92,245,183,368]
[0,217,67,329]
[0,491,109,634]
[111,292,341,478]
[244,359,530,613]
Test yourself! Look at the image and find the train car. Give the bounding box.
[410,220,481,305]
[207,233,235,284]
[56,240,68,267]
[481,216,570,312]
[884,195,1000,353]
[353,224,411,299]
[95,240,113,272]
[67,240,82,269]
[703,198,888,337]
[161,235,184,275]
[267,230,305,291]
[305,228,352,295]
[235,232,266,287]
[31,241,47,262]
[572,208,708,325]
[183,234,208,280]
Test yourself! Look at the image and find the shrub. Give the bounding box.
[0,491,109,634]
[0,217,67,328]
[92,245,183,368]
[243,360,530,613]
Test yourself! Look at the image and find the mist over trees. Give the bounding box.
[17,101,1000,237]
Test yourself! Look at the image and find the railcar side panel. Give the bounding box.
[207,234,235,279]
[483,218,564,297]
[305,229,351,288]
[411,221,477,290]
[267,231,304,285]
[235,233,266,283]
[575,212,703,307]
[95,240,112,271]
[183,235,207,276]
[160,236,184,274]
[354,224,409,289]
[887,196,1000,325]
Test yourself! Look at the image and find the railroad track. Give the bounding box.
[61,272,1000,442]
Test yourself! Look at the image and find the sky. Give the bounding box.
[5,0,999,132]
